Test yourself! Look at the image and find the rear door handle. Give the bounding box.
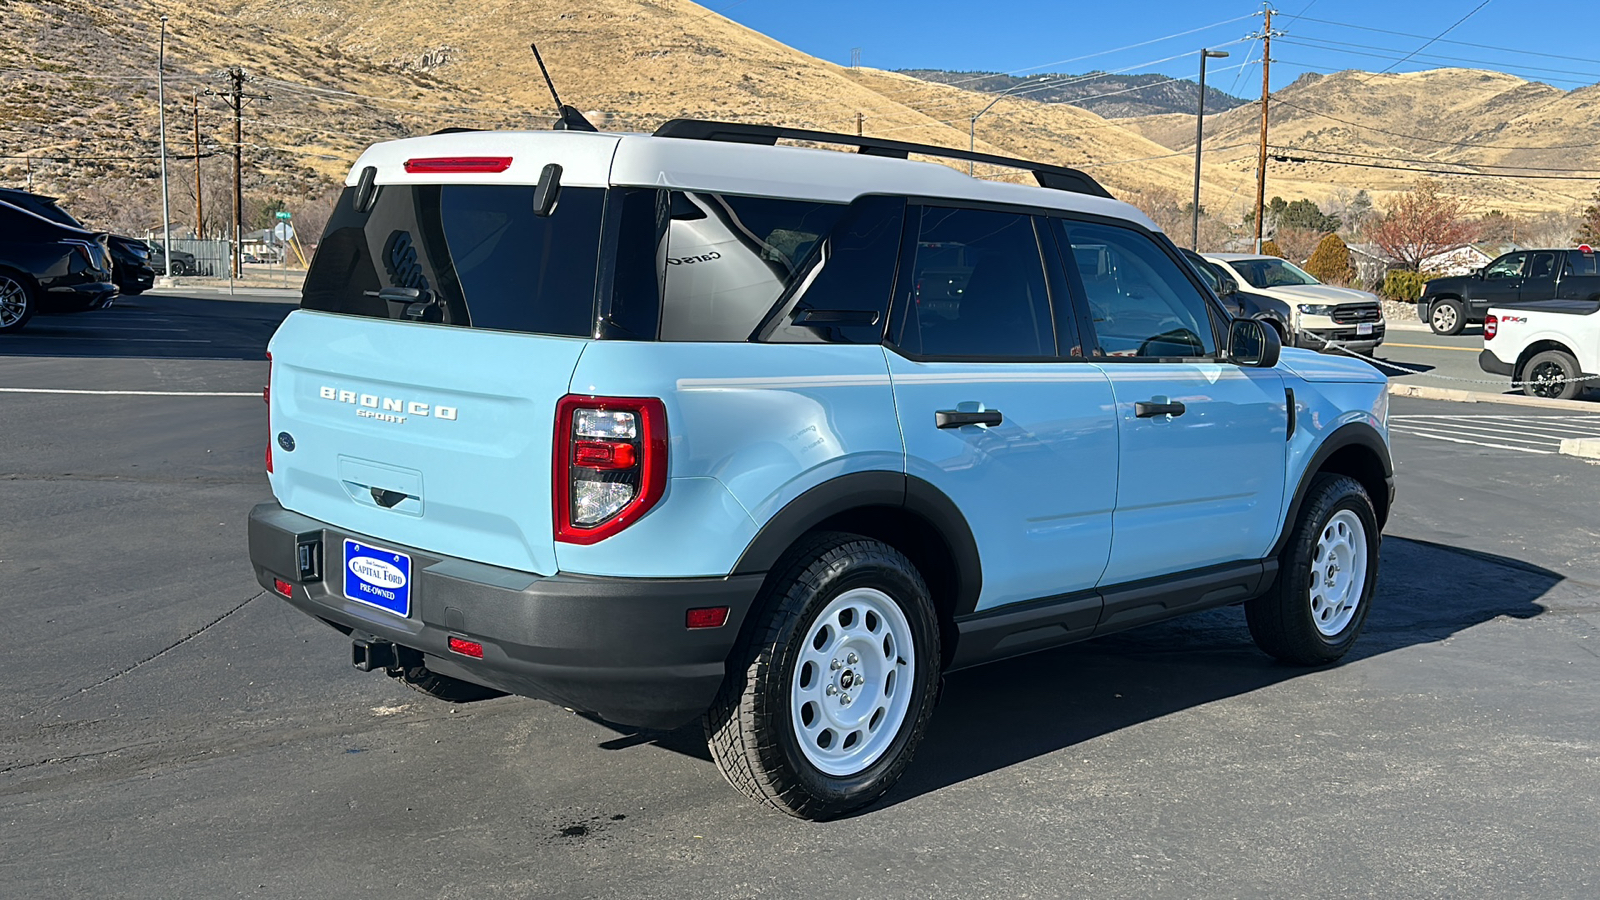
[936,409,1003,429]
[1135,399,1187,418]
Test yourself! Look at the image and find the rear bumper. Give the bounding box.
[1478,349,1515,377]
[248,502,763,729]
[41,279,117,311]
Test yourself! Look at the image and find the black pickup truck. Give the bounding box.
[1418,247,1600,335]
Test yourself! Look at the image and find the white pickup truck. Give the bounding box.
[1479,298,1600,400]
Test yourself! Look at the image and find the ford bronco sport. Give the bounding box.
[249,120,1394,819]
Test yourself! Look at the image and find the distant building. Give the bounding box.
[1420,242,1522,277]
[1346,243,1398,288]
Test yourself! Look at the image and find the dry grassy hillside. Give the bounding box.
[1129,68,1595,215]
[5,1,1594,236]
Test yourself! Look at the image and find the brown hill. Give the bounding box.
[1129,68,1596,216]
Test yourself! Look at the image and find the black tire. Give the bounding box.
[704,532,941,820]
[1428,298,1466,336]
[1247,474,1379,665]
[0,270,36,334]
[398,664,506,703]
[1520,349,1586,401]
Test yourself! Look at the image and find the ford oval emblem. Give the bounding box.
[277,431,296,452]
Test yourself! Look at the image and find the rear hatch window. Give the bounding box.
[302,184,604,336]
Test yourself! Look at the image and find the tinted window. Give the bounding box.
[0,194,81,228]
[658,193,846,341]
[762,195,904,344]
[892,207,1054,358]
[1527,251,1558,280]
[1564,250,1599,277]
[1484,253,1526,280]
[1058,220,1217,358]
[302,184,603,337]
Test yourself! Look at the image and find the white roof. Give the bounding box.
[344,128,1157,231]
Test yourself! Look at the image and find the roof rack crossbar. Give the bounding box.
[651,119,1112,199]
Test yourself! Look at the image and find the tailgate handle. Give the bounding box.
[371,487,409,509]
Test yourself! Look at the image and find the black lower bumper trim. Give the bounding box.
[1478,349,1516,377]
[249,502,764,729]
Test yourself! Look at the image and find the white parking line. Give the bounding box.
[1391,419,1598,442]
[0,387,257,397]
[1390,426,1554,454]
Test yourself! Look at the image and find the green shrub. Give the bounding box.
[1381,269,1431,302]
[1260,239,1286,259]
[1304,233,1354,285]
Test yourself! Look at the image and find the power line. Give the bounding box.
[1270,96,1600,151]
[1270,152,1600,180]
[1360,0,1495,82]
[1273,145,1600,174]
[1293,14,1600,67]
[1276,36,1600,85]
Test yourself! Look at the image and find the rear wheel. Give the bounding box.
[1428,299,1465,335]
[1248,474,1379,665]
[0,272,35,333]
[705,532,940,820]
[1521,349,1585,401]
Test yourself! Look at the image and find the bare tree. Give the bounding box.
[1523,209,1578,248]
[1368,180,1479,270]
[1272,226,1324,264]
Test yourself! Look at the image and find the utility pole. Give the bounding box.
[208,67,268,278]
[193,93,203,240]
[1254,5,1276,253]
[157,15,173,281]
[1192,48,1229,251]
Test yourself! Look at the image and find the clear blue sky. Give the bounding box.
[717,1,1599,98]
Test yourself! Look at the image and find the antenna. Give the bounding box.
[529,42,598,132]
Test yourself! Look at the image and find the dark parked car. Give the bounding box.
[147,241,198,277]
[0,202,116,333]
[1419,246,1600,335]
[0,188,155,295]
[1182,248,1292,342]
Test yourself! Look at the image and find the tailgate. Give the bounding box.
[268,309,586,575]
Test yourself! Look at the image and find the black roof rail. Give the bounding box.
[652,119,1112,199]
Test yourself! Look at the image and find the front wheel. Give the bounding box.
[1428,299,1466,335]
[705,532,940,820]
[1521,349,1586,401]
[1248,474,1379,665]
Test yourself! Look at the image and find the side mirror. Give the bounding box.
[1472,267,1484,279]
[1218,273,1239,295]
[1228,318,1280,368]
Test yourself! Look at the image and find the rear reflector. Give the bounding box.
[272,578,293,598]
[686,607,730,629]
[448,636,485,659]
[403,156,513,174]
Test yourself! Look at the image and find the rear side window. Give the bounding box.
[657,193,846,341]
[891,207,1055,358]
[1564,251,1599,276]
[302,184,604,337]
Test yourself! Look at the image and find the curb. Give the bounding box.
[1387,381,1597,412]
[1560,438,1600,460]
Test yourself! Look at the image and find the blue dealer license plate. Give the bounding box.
[343,539,411,617]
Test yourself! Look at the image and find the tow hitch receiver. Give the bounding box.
[351,637,421,674]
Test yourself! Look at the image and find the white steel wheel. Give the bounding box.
[1309,510,1367,637]
[789,587,915,777]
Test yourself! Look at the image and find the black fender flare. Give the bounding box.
[730,471,983,616]
[1271,420,1394,559]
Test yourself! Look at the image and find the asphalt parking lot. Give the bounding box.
[3,293,1599,898]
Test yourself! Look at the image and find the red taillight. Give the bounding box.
[553,395,668,545]
[448,636,484,659]
[264,351,274,473]
[402,156,513,174]
[1484,315,1497,340]
[272,578,293,598]
[686,607,730,629]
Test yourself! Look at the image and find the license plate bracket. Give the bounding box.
[343,539,411,617]
[1356,322,1374,336]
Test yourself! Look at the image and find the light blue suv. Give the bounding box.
[249,120,1394,819]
